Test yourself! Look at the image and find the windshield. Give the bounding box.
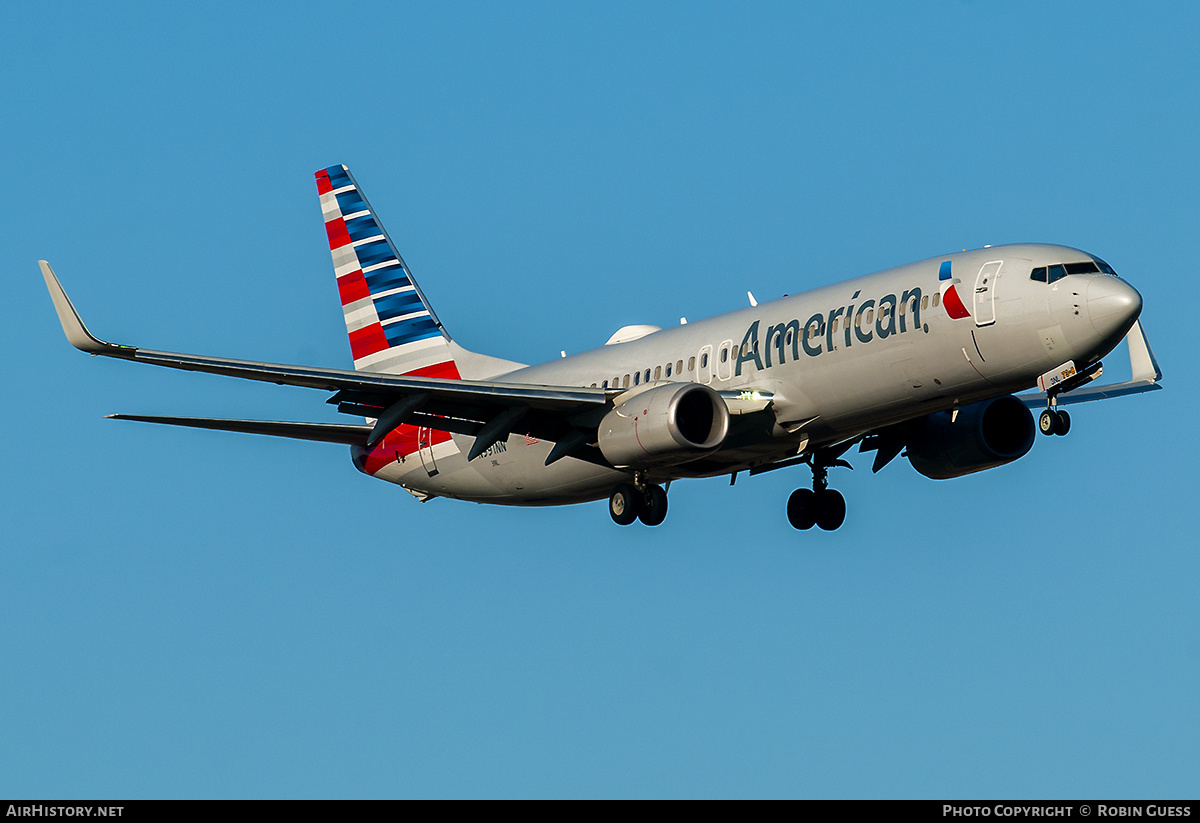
[1030,258,1116,283]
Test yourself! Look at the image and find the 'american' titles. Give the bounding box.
[736,286,927,375]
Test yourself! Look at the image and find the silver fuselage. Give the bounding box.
[372,243,1141,505]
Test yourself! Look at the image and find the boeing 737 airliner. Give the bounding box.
[41,165,1162,530]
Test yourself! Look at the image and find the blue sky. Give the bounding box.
[2,1,1196,798]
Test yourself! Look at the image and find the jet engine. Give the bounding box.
[906,395,1036,480]
[598,383,730,469]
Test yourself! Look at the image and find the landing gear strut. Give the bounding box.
[609,478,669,526]
[787,450,850,531]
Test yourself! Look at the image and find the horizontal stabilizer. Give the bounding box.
[106,415,373,445]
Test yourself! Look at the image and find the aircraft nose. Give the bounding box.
[1087,276,1142,337]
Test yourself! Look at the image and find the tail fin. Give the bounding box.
[315,165,461,378]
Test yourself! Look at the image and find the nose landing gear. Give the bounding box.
[1039,407,1071,436]
[1036,359,1102,437]
[1039,397,1071,437]
[787,450,851,531]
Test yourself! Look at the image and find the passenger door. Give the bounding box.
[974,260,1002,326]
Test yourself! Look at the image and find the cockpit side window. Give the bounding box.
[1047,264,1066,283]
[1030,266,1047,282]
[1091,256,1117,275]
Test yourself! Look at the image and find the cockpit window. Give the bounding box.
[1033,259,1114,284]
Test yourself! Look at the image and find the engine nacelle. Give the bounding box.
[598,383,730,469]
[906,395,1036,479]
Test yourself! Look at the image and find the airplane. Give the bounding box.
[40,164,1163,531]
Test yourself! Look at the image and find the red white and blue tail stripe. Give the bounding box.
[317,165,462,472]
[316,165,460,377]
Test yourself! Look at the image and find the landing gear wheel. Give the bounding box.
[637,485,668,526]
[609,483,639,526]
[788,447,854,532]
[815,489,846,531]
[1039,409,1057,436]
[787,489,817,530]
[1055,409,1071,436]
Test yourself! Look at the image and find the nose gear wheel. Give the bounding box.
[1039,408,1071,436]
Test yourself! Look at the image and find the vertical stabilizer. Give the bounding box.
[315,165,461,378]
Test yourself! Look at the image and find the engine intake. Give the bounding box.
[907,395,1036,479]
[598,383,729,469]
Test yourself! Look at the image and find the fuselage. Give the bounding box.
[363,243,1142,505]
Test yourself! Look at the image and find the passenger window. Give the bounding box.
[677,360,683,373]
[931,294,940,308]
[602,380,608,389]
[634,372,640,385]
[720,348,728,363]
[786,329,794,344]
[665,364,672,377]
[899,302,906,316]
[700,353,708,368]
[623,374,630,387]
[654,366,661,380]
[645,369,651,382]
[921,295,929,310]
[590,383,597,388]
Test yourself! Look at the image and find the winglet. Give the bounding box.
[39,261,133,356]
[1126,320,1162,383]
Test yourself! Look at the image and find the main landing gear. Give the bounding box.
[609,480,668,527]
[787,450,851,531]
